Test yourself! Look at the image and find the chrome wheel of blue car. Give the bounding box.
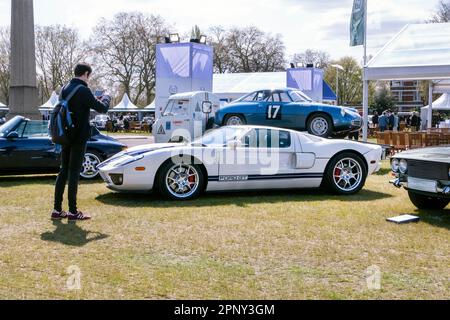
[309,116,330,137]
[225,115,246,126]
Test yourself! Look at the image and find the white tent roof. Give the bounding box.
[365,23,450,80]
[38,91,59,110]
[422,93,450,111]
[213,72,286,94]
[112,93,138,110]
[433,80,450,94]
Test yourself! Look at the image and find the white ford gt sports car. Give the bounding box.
[98,126,383,200]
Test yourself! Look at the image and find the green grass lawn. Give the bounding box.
[0,161,448,300]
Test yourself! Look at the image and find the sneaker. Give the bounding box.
[68,211,92,221]
[51,210,68,220]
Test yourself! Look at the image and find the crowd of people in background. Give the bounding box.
[106,113,154,133]
[371,110,422,132]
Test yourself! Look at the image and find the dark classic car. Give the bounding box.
[390,146,450,210]
[214,88,362,138]
[0,116,126,179]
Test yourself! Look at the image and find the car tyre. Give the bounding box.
[408,191,449,210]
[224,114,246,126]
[324,152,367,195]
[156,158,205,200]
[80,150,103,180]
[307,113,332,138]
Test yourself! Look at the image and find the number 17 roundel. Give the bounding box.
[267,105,282,120]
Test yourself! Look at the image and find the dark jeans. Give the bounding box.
[54,142,87,214]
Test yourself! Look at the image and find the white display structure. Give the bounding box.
[155,43,213,119]
[286,68,324,103]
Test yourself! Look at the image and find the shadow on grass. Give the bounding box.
[0,175,57,186]
[375,167,393,176]
[41,220,109,247]
[415,208,450,231]
[95,188,393,209]
[0,175,101,187]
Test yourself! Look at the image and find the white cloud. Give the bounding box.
[0,0,441,60]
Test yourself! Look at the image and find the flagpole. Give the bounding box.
[362,0,369,142]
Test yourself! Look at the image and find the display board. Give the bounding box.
[155,43,213,118]
[286,68,324,103]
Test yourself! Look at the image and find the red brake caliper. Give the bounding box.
[188,172,196,184]
[334,168,341,179]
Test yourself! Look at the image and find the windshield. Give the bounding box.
[0,117,21,138]
[162,99,190,117]
[235,91,271,103]
[289,90,313,102]
[192,127,249,146]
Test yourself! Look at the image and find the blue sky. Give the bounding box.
[0,0,441,60]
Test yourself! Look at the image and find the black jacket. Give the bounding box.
[61,78,110,143]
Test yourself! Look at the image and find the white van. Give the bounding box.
[154,91,220,143]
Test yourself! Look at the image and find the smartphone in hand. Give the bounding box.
[94,90,105,99]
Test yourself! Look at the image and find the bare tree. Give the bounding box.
[208,26,233,73]
[90,12,169,106]
[0,27,10,104]
[211,26,285,73]
[35,25,85,102]
[136,15,170,105]
[252,34,286,72]
[191,25,202,40]
[429,1,450,23]
[292,49,330,69]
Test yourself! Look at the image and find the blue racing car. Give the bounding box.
[214,88,362,138]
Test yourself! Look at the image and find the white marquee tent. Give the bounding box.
[364,22,450,139]
[213,72,337,104]
[213,72,287,102]
[111,93,138,112]
[38,91,59,110]
[421,93,450,128]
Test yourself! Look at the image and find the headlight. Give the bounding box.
[399,159,408,174]
[114,154,144,167]
[391,159,400,173]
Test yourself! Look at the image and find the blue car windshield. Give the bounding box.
[192,127,249,147]
[289,91,313,102]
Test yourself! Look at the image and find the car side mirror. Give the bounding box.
[227,139,243,150]
[202,101,212,114]
[6,131,19,140]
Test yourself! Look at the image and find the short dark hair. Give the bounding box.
[74,62,92,77]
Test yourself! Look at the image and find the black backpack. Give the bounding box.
[49,84,83,145]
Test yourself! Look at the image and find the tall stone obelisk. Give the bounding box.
[8,0,40,120]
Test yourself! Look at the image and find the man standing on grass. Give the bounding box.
[51,63,111,221]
